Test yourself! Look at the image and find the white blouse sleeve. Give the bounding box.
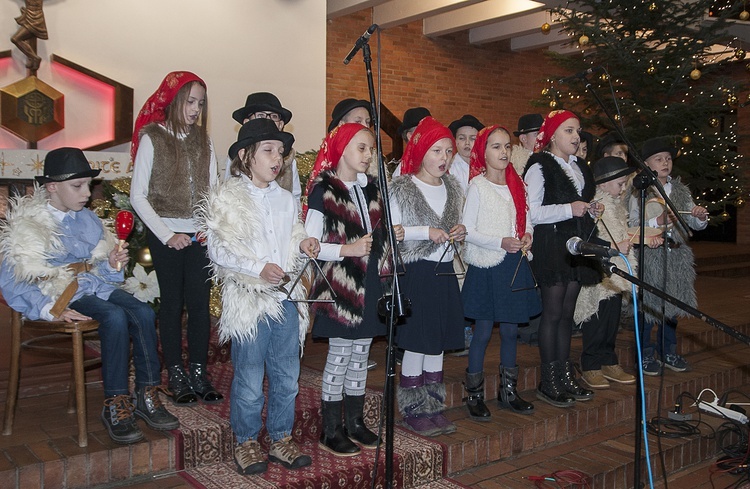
[524,162,574,225]
[130,134,175,245]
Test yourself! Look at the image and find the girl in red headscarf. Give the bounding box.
[522,110,603,408]
[130,72,222,406]
[305,123,403,456]
[461,126,540,421]
[389,116,466,437]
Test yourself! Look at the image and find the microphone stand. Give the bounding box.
[348,30,408,488]
[578,71,693,488]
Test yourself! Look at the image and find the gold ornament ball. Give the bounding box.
[579,35,589,46]
[689,68,701,80]
[740,10,750,21]
[541,87,550,96]
[720,210,731,221]
[720,164,728,172]
[541,22,551,35]
[681,135,691,145]
[709,117,720,128]
[136,246,153,267]
[647,65,656,75]
[728,94,739,106]
[599,73,609,82]
[735,49,747,61]
[737,197,746,207]
[649,3,658,12]
[613,114,621,122]
[549,100,558,109]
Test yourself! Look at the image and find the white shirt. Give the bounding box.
[524,153,584,225]
[628,176,708,231]
[208,176,298,279]
[449,153,470,195]
[131,130,218,244]
[223,154,302,208]
[390,175,453,262]
[462,181,533,251]
[305,173,370,262]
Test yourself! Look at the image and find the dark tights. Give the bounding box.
[538,282,581,364]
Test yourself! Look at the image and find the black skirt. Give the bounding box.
[531,223,602,287]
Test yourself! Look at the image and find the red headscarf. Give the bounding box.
[533,109,579,153]
[469,125,528,239]
[130,71,206,162]
[400,117,455,175]
[305,123,371,208]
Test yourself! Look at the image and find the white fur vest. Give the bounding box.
[511,144,532,176]
[0,187,114,301]
[463,176,515,268]
[195,178,309,347]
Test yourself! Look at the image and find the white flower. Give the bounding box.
[122,264,160,303]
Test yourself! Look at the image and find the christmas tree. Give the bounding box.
[540,0,748,215]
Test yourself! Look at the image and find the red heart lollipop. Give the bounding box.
[114,210,134,271]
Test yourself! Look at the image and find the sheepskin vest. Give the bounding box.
[277,148,295,195]
[574,189,637,324]
[0,187,114,301]
[308,172,388,327]
[194,178,309,347]
[511,143,532,176]
[463,175,516,268]
[143,124,210,218]
[389,174,464,264]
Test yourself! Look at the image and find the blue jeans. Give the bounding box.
[70,289,160,397]
[230,301,301,444]
[642,317,677,356]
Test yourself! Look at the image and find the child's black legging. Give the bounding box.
[538,281,581,365]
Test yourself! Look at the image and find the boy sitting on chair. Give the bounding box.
[0,147,179,445]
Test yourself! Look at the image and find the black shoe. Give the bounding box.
[134,386,180,430]
[498,365,534,414]
[561,360,594,401]
[464,370,491,421]
[167,364,198,406]
[101,395,144,444]
[536,361,576,408]
[189,363,224,404]
[343,395,379,448]
[320,400,360,456]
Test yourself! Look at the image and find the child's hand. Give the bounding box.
[342,234,373,257]
[571,201,590,217]
[260,263,287,284]
[109,241,130,269]
[449,224,467,242]
[393,224,405,242]
[589,201,604,218]
[615,240,632,253]
[300,237,320,258]
[647,235,664,248]
[167,233,192,250]
[428,227,450,244]
[56,308,92,323]
[691,205,708,221]
[520,233,533,251]
[501,237,523,253]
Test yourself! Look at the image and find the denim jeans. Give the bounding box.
[641,316,677,356]
[230,301,301,444]
[70,288,160,397]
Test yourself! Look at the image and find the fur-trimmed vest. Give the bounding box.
[574,189,637,324]
[0,187,115,301]
[511,144,532,176]
[195,178,308,347]
[389,174,464,264]
[463,175,516,268]
[143,124,210,218]
[308,172,388,327]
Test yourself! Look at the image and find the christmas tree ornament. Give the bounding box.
[599,73,609,81]
[114,210,135,272]
[682,135,692,145]
[649,3,658,12]
[736,197,745,207]
[549,100,558,108]
[541,22,551,34]
[728,94,738,106]
[735,49,746,61]
[720,164,728,172]
[579,34,589,46]
[709,117,720,127]
[740,10,749,21]
[690,68,701,80]
[720,209,730,221]
[541,87,549,96]
[613,114,621,122]
[136,246,153,267]
[647,65,656,75]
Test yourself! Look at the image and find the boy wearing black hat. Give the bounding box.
[0,148,179,444]
[628,138,708,375]
[447,114,484,195]
[226,92,301,208]
[328,98,372,132]
[511,113,544,175]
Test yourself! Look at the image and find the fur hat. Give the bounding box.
[228,119,295,159]
[36,148,101,184]
[448,114,484,136]
[232,92,292,125]
[328,98,371,132]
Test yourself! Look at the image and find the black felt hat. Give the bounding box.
[641,137,677,162]
[397,107,431,137]
[228,119,295,160]
[232,92,293,125]
[328,98,371,132]
[448,114,484,136]
[36,148,101,184]
[592,156,636,184]
[513,113,544,136]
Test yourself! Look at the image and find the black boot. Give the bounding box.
[189,362,224,404]
[536,361,576,408]
[343,395,378,448]
[167,365,198,406]
[134,386,180,430]
[319,400,360,456]
[498,365,534,414]
[464,370,491,421]
[561,360,594,401]
[101,395,143,444]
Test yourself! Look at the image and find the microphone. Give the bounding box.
[558,66,605,84]
[566,236,619,258]
[343,24,378,65]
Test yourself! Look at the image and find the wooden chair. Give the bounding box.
[1,298,100,448]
